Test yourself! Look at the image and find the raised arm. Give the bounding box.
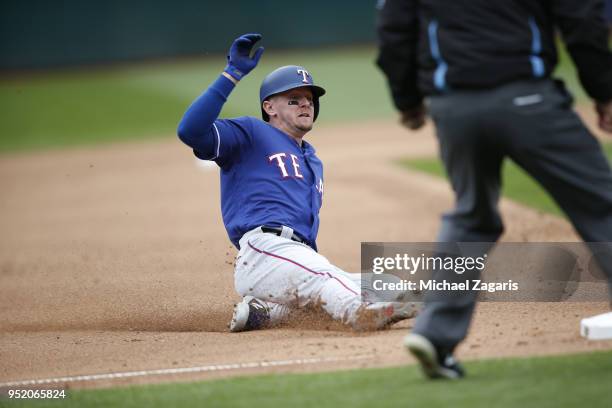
[177,33,264,158]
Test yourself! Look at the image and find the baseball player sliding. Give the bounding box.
[177,33,418,332]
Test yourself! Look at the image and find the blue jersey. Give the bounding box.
[177,75,323,250]
[212,116,323,249]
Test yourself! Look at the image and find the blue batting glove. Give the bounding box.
[224,33,264,81]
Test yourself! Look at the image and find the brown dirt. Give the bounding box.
[1,112,611,389]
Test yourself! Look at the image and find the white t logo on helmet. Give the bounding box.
[297,69,310,84]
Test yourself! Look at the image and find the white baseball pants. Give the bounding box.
[234,226,364,326]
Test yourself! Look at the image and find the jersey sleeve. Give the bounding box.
[210,116,255,168]
[375,0,423,111]
[552,0,612,102]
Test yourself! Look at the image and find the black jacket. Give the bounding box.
[376,0,612,111]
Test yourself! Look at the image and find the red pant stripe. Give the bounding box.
[247,241,359,296]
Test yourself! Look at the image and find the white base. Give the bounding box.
[580,312,612,340]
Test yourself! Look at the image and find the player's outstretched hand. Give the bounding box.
[596,101,612,133]
[400,104,426,130]
[224,33,264,82]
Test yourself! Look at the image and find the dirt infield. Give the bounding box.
[1,113,611,389]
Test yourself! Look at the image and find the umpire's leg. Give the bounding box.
[506,80,612,287]
[411,94,504,353]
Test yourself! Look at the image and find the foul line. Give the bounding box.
[0,355,374,388]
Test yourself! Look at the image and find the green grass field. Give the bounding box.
[8,350,612,408]
[400,144,612,217]
[0,42,589,153]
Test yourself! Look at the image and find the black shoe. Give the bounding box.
[404,333,465,379]
[229,296,270,332]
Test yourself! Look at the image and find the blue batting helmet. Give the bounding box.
[259,65,326,122]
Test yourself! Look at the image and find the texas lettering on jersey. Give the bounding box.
[268,152,303,178]
[269,151,324,195]
[268,151,323,194]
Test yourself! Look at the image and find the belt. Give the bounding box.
[261,226,307,245]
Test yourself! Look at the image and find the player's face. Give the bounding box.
[266,88,315,137]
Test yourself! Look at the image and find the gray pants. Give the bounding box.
[413,79,612,352]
